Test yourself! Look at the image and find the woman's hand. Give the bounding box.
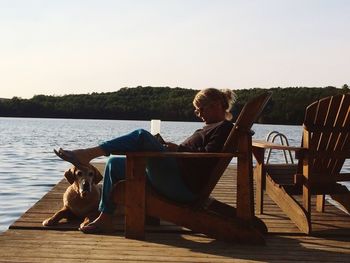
[163,142,179,152]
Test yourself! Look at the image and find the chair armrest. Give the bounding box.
[252,140,306,160]
[252,140,303,152]
[120,152,238,158]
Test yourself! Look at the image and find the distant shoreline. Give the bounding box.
[0,86,348,125]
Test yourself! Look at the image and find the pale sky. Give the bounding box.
[1,0,349,99]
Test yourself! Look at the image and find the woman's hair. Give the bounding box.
[193,88,237,120]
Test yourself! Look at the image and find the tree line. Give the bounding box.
[0,85,349,125]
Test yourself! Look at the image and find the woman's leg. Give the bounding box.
[55,129,165,165]
[80,156,126,233]
[102,130,196,202]
[146,158,197,203]
[99,128,165,153]
[99,157,126,214]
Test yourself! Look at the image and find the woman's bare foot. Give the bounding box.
[54,147,105,166]
[79,212,114,234]
[54,148,91,165]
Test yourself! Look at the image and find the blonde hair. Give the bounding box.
[193,88,237,120]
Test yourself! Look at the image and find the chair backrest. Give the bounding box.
[198,92,272,202]
[301,93,350,185]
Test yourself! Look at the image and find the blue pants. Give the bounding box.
[98,129,196,214]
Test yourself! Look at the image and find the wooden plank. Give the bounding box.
[1,229,350,262]
[2,164,350,262]
[265,175,310,234]
[8,164,350,236]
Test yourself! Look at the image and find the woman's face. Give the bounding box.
[194,101,226,124]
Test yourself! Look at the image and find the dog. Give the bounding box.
[42,164,103,228]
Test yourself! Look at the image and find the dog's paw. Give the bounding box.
[42,218,55,226]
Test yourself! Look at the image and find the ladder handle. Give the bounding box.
[265,131,294,164]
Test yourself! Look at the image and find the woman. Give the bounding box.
[55,88,236,233]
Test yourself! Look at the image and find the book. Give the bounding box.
[153,133,166,144]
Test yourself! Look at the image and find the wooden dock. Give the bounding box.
[1,164,350,262]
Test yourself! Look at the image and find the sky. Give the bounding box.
[0,0,349,99]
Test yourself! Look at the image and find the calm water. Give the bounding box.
[0,117,347,233]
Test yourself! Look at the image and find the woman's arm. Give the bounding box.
[163,142,179,152]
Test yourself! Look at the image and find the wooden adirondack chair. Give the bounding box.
[253,93,350,234]
[112,92,271,244]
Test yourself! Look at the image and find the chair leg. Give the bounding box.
[316,194,325,212]
[302,184,312,232]
[254,165,264,214]
[252,147,266,215]
[125,156,146,240]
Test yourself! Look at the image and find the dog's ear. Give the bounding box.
[64,168,75,185]
[93,166,103,184]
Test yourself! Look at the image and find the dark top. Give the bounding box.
[177,120,233,194]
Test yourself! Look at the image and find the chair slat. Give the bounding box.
[306,95,350,181]
[329,95,350,174]
[309,96,333,176]
[198,92,272,204]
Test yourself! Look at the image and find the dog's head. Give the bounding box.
[64,164,103,198]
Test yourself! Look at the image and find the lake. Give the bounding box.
[0,117,347,233]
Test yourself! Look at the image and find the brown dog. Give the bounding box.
[42,164,103,228]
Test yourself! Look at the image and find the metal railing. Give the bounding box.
[265,131,294,164]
